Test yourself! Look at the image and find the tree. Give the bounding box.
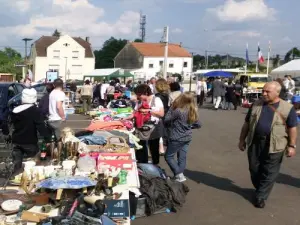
[94,37,128,68]
[133,38,143,43]
[0,47,22,74]
[284,47,300,62]
[52,29,61,37]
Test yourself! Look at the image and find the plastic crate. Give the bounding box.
[292,95,300,103]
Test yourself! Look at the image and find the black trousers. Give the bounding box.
[197,91,205,106]
[136,138,160,165]
[12,144,39,173]
[247,137,284,200]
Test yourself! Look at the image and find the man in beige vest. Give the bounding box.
[238,81,297,208]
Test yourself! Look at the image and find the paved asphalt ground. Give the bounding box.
[1,106,300,225]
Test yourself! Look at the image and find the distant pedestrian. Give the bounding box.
[212,76,225,110]
[81,80,93,112]
[196,77,207,106]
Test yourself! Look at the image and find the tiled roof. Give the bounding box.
[131,42,191,57]
[33,36,94,58]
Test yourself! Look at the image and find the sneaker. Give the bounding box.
[175,173,186,182]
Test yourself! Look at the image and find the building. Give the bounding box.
[114,42,192,80]
[29,35,95,82]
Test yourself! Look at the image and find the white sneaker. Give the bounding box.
[175,173,186,182]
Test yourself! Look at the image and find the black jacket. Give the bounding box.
[10,104,50,144]
[38,93,50,117]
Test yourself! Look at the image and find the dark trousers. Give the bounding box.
[197,91,205,106]
[136,139,160,165]
[12,144,39,173]
[247,137,284,200]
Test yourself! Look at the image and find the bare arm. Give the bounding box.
[151,107,164,118]
[57,101,65,120]
[288,127,297,146]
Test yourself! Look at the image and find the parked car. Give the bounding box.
[0,82,25,125]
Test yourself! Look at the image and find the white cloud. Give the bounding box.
[0,0,140,40]
[154,28,163,33]
[207,0,276,22]
[282,36,292,43]
[239,31,261,37]
[171,28,183,33]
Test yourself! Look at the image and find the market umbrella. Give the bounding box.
[36,176,96,190]
[203,71,233,78]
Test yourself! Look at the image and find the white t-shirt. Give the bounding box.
[135,95,164,124]
[49,89,66,121]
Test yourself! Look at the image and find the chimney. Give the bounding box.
[86,37,90,43]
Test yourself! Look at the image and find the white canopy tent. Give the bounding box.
[270,59,300,78]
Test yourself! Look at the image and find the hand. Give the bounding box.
[140,109,150,114]
[238,140,246,151]
[286,147,296,157]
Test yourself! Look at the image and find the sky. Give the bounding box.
[0,0,297,60]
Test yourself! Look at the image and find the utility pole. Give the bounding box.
[22,38,32,63]
[163,26,169,79]
[22,38,32,80]
[189,52,195,92]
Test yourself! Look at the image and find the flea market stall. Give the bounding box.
[0,92,188,224]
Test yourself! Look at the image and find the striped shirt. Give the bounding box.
[165,108,200,142]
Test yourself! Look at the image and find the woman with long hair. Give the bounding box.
[164,92,200,182]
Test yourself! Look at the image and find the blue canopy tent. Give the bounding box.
[203,71,233,78]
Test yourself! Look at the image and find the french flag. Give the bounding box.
[258,44,264,63]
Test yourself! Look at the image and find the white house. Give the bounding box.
[29,35,95,82]
[114,42,192,80]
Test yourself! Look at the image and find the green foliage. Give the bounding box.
[0,47,22,74]
[94,37,128,68]
[133,38,143,43]
[52,29,61,37]
[284,47,300,62]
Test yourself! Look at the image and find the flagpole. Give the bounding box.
[245,43,248,74]
[256,42,259,73]
[266,41,271,75]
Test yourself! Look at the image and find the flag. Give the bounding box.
[258,44,264,63]
[246,43,249,65]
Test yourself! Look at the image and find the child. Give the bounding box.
[164,92,200,182]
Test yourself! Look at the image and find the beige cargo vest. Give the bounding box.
[246,99,293,154]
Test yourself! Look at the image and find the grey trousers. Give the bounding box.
[247,136,284,200]
[48,120,62,141]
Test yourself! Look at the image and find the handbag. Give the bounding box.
[135,123,156,140]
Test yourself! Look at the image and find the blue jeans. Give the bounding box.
[165,140,190,176]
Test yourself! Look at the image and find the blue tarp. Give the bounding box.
[203,71,233,78]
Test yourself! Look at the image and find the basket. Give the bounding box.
[102,136,130,153]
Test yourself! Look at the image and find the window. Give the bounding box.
[49,64,59,72]
[53,50,60,59]
[15,84,24,93]
[169,63,174,68]
[183,62,188,67]
[149,63,154,68]
[71,65,83,75]
[8,85,17,100]
[72,51,79,59]
[159,61,163,66]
